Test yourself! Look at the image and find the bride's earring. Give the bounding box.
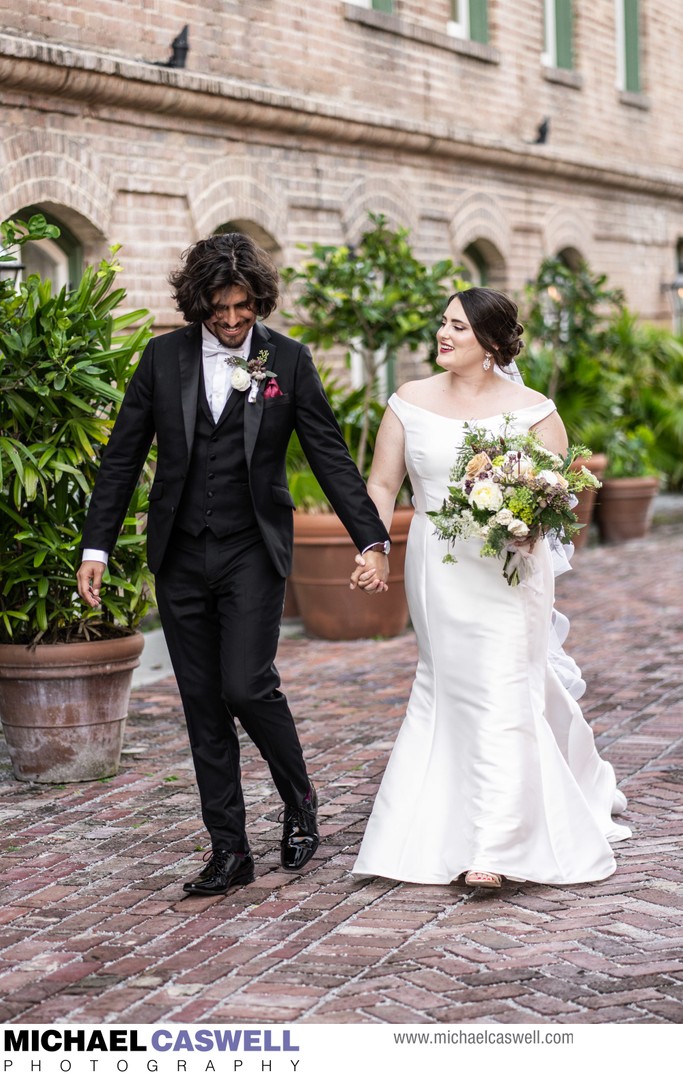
[483,352,492,371]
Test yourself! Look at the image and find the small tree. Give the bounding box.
[282,213,462,477]
[603,312,683,486]
[521,257,626,442]
[0,215,154,644]
[522,257,683,486]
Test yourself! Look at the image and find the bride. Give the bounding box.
[350,287,631,889]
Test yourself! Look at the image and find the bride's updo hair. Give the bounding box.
[447,287,525,369]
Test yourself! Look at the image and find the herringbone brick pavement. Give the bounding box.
[0,524,681,1025]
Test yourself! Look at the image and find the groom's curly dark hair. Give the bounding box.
[170,232,280,323]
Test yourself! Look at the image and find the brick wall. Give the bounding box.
[0,0,681,370]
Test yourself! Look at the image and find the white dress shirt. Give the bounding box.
[82,326,254,565]
[201,323,254,422]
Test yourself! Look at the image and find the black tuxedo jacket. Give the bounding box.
[82,321,390,577]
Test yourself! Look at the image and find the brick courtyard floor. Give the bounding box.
[0,523,681,1025]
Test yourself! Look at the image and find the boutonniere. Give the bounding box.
[226,349,278,403]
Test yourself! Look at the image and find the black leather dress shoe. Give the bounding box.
[183,850,255,896]
[280,785,319,871]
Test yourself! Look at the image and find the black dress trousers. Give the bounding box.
[155,524,311,851]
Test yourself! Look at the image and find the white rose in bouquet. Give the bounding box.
[469,479,504,512]
[495,508,514,526]
[507,518,530,538]
[538,468,569,490]
[231,367,251,392]
[506,451,535,476]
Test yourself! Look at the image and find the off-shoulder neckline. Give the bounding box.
[389,394,554,423]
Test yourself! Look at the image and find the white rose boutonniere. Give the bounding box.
[231,367,252,392]
[226,348,278,403]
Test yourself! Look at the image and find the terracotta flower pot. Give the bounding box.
[0,632,144,783]
[570,453,608,551]
[595,475,660,543]
[291,507,413,640]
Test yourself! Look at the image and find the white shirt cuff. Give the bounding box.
[361,542,387,554]
[82,549,109,565]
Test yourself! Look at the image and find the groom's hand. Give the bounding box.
[350,551,389,593]
[77,560,105,608]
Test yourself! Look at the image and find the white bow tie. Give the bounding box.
[204,346,243,362]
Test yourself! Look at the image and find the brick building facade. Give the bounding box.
[0,1,681,343]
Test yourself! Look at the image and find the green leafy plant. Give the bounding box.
[597,426,659,480]
[603,312,683,486]
[521,257,625,443]
[282,212,463,482]
[286,366,386,510]
[0,214,154,644]
[522,258,683,488]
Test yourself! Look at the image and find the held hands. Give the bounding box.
[76,560,105,608]
[349,551,389,594]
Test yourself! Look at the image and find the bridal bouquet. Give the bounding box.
[429,417,601,585]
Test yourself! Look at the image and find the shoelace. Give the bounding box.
[202,848,234,865]
[279,804,314,830]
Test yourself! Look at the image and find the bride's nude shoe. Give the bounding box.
[465,870,502,889]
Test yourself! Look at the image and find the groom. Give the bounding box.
[77,232,390,895]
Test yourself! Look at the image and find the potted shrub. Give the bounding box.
[593,427,660,542]
[281,213,461,640]
[521,258,626,547]
[521,258,626,439]
[522,260,683,541]
[604,310,683,488]
[285,368,412,638]
[0,215,154,782]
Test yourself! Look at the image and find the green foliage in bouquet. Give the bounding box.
[0,214,154,644]
[429,417,600,585]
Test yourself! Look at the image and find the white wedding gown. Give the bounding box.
[353,395,631,885]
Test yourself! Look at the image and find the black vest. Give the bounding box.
[175,378,257,538]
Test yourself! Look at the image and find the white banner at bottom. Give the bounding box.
[1,1023,678,1076]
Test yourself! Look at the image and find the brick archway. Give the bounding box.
[543,206,592,265]
[188,157,287,254]
[449,192,511,286]
[0,131,112,247]
[341,176,418,244]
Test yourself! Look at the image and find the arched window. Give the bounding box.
[460,239,507,290]
[461,242,489,286]
[556,246,584,272]
[15,205,83,291]
[663,238,683,332]
[215,219,281,261]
